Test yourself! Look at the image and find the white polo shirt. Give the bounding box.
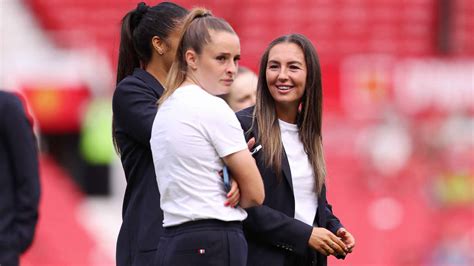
[151,84,248,227]
[279,119,318,226]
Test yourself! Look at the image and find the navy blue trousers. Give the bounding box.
[154,219,247,266]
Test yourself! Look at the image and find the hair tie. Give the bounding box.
[131,2,149,29]
[136,2,149,16]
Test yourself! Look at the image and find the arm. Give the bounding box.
[235,108,311,255]
[235,107,344,256]
[112,80,158,146]
[222,149,264,208]
[321,185,355,252]
[321,185,343,234]
[313,185,351,257]
[244,205,313,256]
[3,95,40,253]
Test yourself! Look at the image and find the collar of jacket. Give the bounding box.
[133,68,164,97]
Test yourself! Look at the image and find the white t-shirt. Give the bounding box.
[279,119,318,226]
[151,84,248,227]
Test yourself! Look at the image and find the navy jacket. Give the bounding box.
[236,106,343,266]
[0,91,40,266]
[112,69,164,265]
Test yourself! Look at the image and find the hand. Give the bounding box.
[336,227,355,253]
[308,227,348,257]
[224,179,240,208]
[247,137,255,151]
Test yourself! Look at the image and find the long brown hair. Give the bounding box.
[253,34,326,194]
[159,7,236,104]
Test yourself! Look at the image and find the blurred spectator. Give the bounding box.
[0,90,40,266]
[223,66,257,112]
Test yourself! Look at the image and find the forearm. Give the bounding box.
[244,205,313,256]
[223,150,264,207]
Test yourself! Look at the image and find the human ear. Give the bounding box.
[152,36,165,55]
[185,50,198,70]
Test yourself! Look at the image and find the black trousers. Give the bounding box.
[154,219,247,266]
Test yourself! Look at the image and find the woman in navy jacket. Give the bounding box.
[112,3,188,265]
[236,34,355,266]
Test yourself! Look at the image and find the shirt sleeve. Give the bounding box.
[201,99,247,158]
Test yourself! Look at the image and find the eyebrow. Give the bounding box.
[217,52,240,57]
[268,60,303,65]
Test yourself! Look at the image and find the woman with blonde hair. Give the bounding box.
[150,8,264,266]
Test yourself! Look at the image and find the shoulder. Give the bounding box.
[114,75,148,98]
[112,75,159,112]
[0,91,27,128]
[236,106,255,131]
[236,106,254,119]
[0,91,23,114]
[187,86,232,113]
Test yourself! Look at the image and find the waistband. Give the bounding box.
[163,219,242,235]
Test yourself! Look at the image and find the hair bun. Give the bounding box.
[136,2,149,17]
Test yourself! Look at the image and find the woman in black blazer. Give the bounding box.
[236,34,355,266]
[112,3,190,265]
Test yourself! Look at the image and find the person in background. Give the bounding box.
[0,90,40,266]
[222,66,257,112]
[150,8,264,266]
[112,2,189,265]
[236,34,355,266]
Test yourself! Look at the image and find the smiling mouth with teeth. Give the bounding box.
[277,86,291,91]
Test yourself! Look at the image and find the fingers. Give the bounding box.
[226,189,240,207]
[344,232,356,252]
[247,137,255,151]
[338,228,355,252]
[309,228,347,257]
[225,181,240,207]
[329,234,348,254]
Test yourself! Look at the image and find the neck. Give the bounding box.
[145,60,168,86]
[275,103,298,124]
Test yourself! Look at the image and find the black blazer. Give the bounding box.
[0,91,40,266]
[236,106,343,266]
[112,69,164,265]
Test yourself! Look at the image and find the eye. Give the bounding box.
[216,55,226,62]
[289,64,301,71]
[268,64,279,70]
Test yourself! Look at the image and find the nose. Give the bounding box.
[226,61,238,76]
[277,67,288,81]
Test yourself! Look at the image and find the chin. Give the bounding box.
[216,87,230,95]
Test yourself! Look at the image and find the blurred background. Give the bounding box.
[1,0,473,265]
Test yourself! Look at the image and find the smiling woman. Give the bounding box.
[150,7,264,266]
[236,34,355,266]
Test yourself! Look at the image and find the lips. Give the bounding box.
[222,79,234,86]
[276,85,293,92]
